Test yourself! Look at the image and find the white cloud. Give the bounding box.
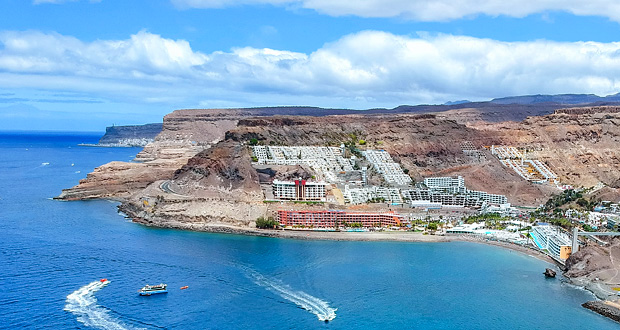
[1,30,620,109]
[172,0,620,22]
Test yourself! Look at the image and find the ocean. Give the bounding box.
[0,131,617,329]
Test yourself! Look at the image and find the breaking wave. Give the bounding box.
[64,281,144,330]
[246,269,337,322]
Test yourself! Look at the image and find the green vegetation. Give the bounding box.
[344,140,363,157]
[547,217,572,229]
[251,156,258,162]
[576,198,588,208]
[427,223,438,231]
[342,221,364,228]
[530,210,573,229]
[292,201,324,205]
[582,224,597,232]
[256,217,279,229]
[368,197,386,203]
[358,139,366,145]
[529,190,596,230]
[543,189,583,211]
[461,213,519,230]
[463,213,502,224]
[249,138,259,146]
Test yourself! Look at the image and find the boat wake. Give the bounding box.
[64,281,144,330]
[246,269,337,322]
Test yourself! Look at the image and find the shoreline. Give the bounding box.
[134,218,557,262]
[132,218,617,302]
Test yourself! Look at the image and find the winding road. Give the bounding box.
[159,180,188,197]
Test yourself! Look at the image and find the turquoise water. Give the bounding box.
[531,231,545,249]
[0,132,618,329]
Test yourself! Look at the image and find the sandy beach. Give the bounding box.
[138,220,558,264]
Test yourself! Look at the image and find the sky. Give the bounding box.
[1,0,620,131]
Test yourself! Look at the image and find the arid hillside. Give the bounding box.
[474,110,620,188]
[58,104,620,228]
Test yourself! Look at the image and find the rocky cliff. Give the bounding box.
[118,140,267,229]
[565,237,620,300]
[98,123,163,146]
[58,103,620,229]
[57,110,240,201]
[473,111,620,189]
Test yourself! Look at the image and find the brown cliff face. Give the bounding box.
[230,114,497,170]
[59,104,620,228]
[118,140,266,229]
[226,114,555,205]
[475,112,620,188]
[171,140,262,199]
[55,160,178,201]
[565,238,620,300]
[555,105,620,115]
[57,110,241,200]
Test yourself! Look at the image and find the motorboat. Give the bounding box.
[139,283,168,296]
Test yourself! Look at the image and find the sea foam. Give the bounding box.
[64,281,144,330]
[246,269,337,322]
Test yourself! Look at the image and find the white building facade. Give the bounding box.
[273,179,327,201]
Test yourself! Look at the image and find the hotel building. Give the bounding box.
[424,176,466,193]
[273,179,327,201]
[277,210,403,228]
[531,225,573,260]
[401,176,507,208]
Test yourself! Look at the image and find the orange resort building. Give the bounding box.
[273,179,327,201]
[277,210,403,228]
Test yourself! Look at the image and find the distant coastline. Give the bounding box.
[78,140,153,148]
[95,123,162,147]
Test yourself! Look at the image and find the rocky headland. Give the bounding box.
[97,123,163,147]
[78,123,163,147]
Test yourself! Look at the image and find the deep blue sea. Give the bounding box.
[0,131,618,330]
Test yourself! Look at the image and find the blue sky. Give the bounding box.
[1,0,620,131]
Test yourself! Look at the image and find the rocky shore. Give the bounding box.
[98,123,162,146]
[583,301,620,323]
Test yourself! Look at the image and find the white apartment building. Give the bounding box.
[252,146,354,183]
[424,176,466,193]
[363,150,412,186]
[273,179,327,201]
[422,176,507,205]
[343,185,403,205]
[401,189,485,208]
[467,190,508,205]
[531,225,573,260]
